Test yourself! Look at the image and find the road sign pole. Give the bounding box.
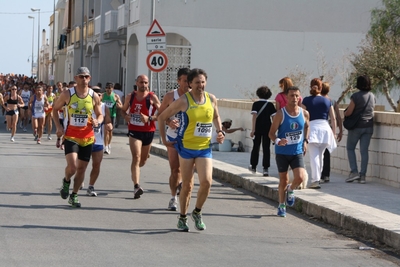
[157,72,161,100]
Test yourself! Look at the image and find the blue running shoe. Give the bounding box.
[277,204,286,217]
[286,184,295,207]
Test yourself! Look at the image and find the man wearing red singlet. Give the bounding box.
[121,74,161,199]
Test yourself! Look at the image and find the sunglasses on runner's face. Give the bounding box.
[78,75,90,79]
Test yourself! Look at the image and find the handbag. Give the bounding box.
[343,94,371,130]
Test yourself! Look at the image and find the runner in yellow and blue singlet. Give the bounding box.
[158,68,225,232]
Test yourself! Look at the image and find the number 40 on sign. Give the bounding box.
[146,51,168,72]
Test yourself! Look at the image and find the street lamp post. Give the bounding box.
[51,0,56,85]
[31,8,41,81]
[28,16,35,77]
[80,0,85,66]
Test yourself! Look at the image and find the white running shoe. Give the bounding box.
[168,198,178,211]
[86,186,97,197]
[48,135,52,140]
[10,137,15,142]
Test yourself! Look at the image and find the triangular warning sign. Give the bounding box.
[146,19,166,37]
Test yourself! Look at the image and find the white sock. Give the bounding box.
[287,184,293,192]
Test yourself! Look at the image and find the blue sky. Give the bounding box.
[0,0,55,76]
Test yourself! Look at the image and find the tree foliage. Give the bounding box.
[347,0,400,111]
[370,0,400,37]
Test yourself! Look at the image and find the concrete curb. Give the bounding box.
[150,143,400,250]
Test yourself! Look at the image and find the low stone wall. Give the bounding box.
[218,99,400,188]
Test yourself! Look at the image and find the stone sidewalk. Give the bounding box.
[114,126,400,250]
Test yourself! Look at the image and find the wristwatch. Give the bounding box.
[148,116,153,122]
[217,130,225,136]
[304,138,309,143]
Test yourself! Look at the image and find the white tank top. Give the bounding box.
[32,96,45,118]
[21,90,31,106]
[166,89,181,139]
[93,103,106,146]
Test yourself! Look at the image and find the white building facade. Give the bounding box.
[47,0,379,102]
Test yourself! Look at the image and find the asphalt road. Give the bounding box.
[0,122,399,267]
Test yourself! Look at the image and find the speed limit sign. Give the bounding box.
[146,51,168,72]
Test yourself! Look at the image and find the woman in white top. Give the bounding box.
[28,85,49,144]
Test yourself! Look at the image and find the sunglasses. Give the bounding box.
[78,75,90,79]
[11,89,17,90]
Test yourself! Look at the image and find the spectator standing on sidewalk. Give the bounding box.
[344,75,375,184]
[121,74,161,199]
[158,68,225,232]
[158,67,191,211]
[301,78,337,189]
[269,86,309,217]
[249,86,276,176]
[275,77,293,110]
[320,82,343,182]
[275,77,303,111]
[211,118,244,151]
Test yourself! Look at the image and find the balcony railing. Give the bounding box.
[70,27,75,44]
[74,26,80,43]
[130,0,140,24]
[105,10,118,32]
[117,3,129,29]
[94,15,101,36]
[87,19,94,38]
